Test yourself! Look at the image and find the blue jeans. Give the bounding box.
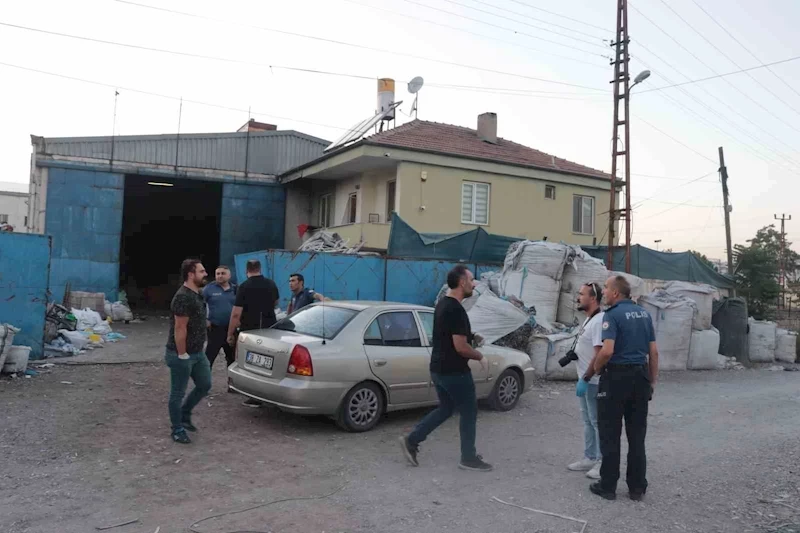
[408,371,478,462]
[165,349,211,433]
[579,382,601,461]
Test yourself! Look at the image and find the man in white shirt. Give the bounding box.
[567,282,604,480]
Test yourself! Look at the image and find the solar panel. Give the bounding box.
[324,102,402,152]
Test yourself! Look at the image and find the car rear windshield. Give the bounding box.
[272,305,358,340]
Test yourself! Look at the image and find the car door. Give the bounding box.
[363,311,432,406]
[415,310,489,391]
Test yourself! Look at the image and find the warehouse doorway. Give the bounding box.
[119,175,222,311]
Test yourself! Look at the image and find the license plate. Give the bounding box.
[246,351,274,370]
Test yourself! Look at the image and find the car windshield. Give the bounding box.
[272,305,357,340]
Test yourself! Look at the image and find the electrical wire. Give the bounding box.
[468,0,609,40]
[688,0,800,100]
[339,0,608,69]
[112,0,606,91]
[505,0,611,33]
[656,0,800,119]
[629,1,800,137]
[632,114,718,165]
[631,171,718,210]
[0,21,605,99]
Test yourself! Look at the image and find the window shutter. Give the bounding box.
[461,183,474,223]
[572,196,582,233]
[475,183,489,225]
[582,197,594,234]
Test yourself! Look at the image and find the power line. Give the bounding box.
[632,114,718,164]
[688,0,800,100]
[113,0,606,91]
[396,0,607,56]
[504,0,611,33]
[631,171,717,210]
[339,0,608,69]
[629,1,800,137]
[0,21,604,99]
[655,0,800,120]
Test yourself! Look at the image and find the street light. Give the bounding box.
[631,70,651,90]
[654,239,662,251]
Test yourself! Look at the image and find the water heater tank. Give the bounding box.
[377,78,395,121]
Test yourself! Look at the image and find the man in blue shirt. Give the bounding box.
[591,275,659,502]
[287,273,328,315]
[202,265,237,367]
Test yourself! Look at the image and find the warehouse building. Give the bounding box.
[27,126,327,309]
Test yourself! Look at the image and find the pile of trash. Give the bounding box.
[747,319,797,364]
[299,231,366,254]
[43,307,127,358]
[1,323,30,374]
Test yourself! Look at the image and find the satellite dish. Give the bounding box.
[408,76,424,94]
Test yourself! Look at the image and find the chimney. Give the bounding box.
[477,112,497,144]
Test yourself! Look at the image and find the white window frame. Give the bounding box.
[572,195,595,235]
[545,184,556,200]
[461,181,490,226]
[318,194,333,228]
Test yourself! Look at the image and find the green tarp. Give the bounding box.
[387,215,735,289]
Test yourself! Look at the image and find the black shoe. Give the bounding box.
[459,455,493,472]
[590,482,616,500]
[172,429,191,444]
[399,436,419,467]
[182,420,197,432]
[629,488,646,501]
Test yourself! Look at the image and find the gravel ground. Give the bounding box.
[2,321,799,533]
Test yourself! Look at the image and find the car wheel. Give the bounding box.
[489,369,522,411]
[336,382,385,432]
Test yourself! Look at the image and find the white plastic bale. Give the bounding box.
[664,281,719,331]
[0,323,20,372]
[527,330,579,381]
[775,328,797,363]
[687,328,721,370]
[608,271,647,301]
[466,287,530,345]
[480,271,501,295]
[640,291,695,371]
[500,269,561,323]
[557,248,608,326]
[503,241,574,280]
[748,318,777,363]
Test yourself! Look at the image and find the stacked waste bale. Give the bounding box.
[664,281,722,370]
[775,329,798,364]
[557,247,608,327]
[639,290,697,371]
[749,318,777,363]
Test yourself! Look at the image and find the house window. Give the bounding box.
[318,194,333,228]
[545,185,556,200]
[0,214,8,224]
[461,181,490,225]
[345,192,357,224]
[386,180,396,222]
[572,195,595,235]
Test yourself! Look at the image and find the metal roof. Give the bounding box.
[34,130,330,176]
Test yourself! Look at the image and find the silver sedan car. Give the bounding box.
[227,301,535,432]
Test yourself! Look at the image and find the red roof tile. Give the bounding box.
[363,120,610,180]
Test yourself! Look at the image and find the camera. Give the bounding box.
[558,349,579,367]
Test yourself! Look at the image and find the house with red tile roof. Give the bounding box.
[280,113,618,251]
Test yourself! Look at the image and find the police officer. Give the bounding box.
[591,275,659,501]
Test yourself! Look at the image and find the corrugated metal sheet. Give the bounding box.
[220,183,285,282]
[38,131,329,176]
[46,168,124,301]
[0,232,51,359]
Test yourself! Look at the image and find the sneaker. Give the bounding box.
[459,455,493,472]
[589,481,616,500]
[586,462,601,480]
[181,420,197,432]
[398,436,419,467]
[568,458,597,471]
[172,429,191,444]
[242,398,262,408]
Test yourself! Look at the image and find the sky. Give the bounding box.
[1,0,799,259]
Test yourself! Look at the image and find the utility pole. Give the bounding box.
[718,147,734,277]
[608,0,632,273]
[774,213,791,308]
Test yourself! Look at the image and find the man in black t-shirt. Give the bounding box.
[399,265,493,472]
[165,259,211,444]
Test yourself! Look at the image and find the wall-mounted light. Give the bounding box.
[147,182,174,187]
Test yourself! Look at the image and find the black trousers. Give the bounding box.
[597,364,651,493]
[205,324,235,368]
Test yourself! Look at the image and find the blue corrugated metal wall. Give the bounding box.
[220,183,285,283]
[0,233,51,358]
[46,168,124,302]
[234,250,502,309]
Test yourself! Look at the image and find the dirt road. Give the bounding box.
[2,321,799,533]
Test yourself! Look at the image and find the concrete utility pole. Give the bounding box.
[774,213,791,308]
[718,147,734,276]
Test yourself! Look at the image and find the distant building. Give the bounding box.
[0,181,30,233]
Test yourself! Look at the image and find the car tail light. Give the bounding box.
[287,345,313,376]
